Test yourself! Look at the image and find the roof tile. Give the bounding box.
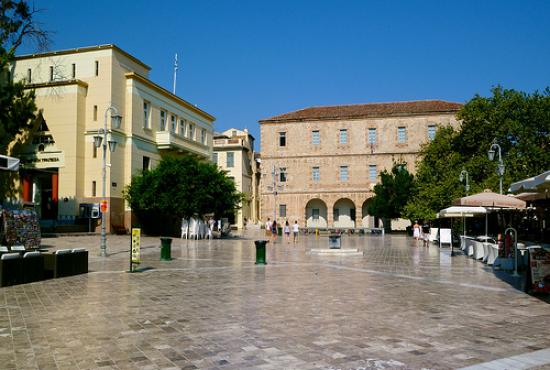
[260,100,463,122]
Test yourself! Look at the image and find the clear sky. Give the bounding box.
[20,0,550,148]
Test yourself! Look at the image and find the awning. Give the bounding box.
[509,169,550,193]
[438,206,487,218]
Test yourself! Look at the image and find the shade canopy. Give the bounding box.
[452,189,526,209]
[509,170,550,193]
[438,206,487,218]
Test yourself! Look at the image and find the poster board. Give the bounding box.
[130,228,141,272]
[439,228,452,247]
[529,248,550,293]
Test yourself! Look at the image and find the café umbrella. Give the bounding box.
[451,189,526,244]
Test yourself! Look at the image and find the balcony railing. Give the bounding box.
[156,131,209,157]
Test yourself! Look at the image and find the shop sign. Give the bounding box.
[100,200,108,213]
[20,151,64,169]
[529,248,550,293]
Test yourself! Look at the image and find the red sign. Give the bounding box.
[100,200,108,213]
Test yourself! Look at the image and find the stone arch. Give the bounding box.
[361,198,384,228]
[305,198,328,228]
[333,198,356,228]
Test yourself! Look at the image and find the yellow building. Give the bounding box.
[213,128,260,229]
[11,44,215,232]
[259,100,462,230]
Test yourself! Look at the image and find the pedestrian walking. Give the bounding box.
[422,222,430,247]
[284,220,290,244]
[265,218,272,237]
[292,220,299,244]
[271,220,278,243]
[413,221,421,242]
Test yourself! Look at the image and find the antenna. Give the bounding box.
[173,53,178,95]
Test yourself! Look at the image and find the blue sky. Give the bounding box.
[21,0,550,148]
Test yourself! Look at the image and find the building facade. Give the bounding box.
[213,128,260,229]
[11,44,215,231]
[259,100,462,230]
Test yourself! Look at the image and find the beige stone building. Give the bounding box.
[10,44,215,231]
[259,100,462,230]
[213,128,260,229]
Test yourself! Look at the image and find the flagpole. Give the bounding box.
[173,53,178,94]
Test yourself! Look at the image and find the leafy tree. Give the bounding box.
[367,163,415,231]
[124,156,244,235]
[1,0,48,202]
[405,86,550,221]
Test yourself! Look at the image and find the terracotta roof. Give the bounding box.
[260,100,463,122]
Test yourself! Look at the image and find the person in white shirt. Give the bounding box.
[265,218,272,237]
[292,220,299,244]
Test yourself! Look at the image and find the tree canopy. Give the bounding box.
[404,86,550,221]
[1,0,47,202]
[367,163,415,228]
[124,156,244,235]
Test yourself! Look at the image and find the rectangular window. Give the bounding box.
[72,63,76,78]
[312,209,319,220]
[339,166,348,181]
[143,156,150,171]
[170,115,176,132]
[143,102,150,128]
[49,66,54,81]
[95,61,99,76]
[369,165,377,181]
[312,166,320,181]
[201,129,206,145]
[93,105,98,121]
[160,111,166,131]
[226,152,234,167]
[212,152,218,164]
[428,124,436,140]
[92,181,96,197]
[368,128,377,144]
[93,143,97,158]
[279,204,287,218]
[279,167,287,182]
[180,119,186,136]
[279,132,286,147]
[339,129,348,144]
[312,130,320,145]
[398,127,407,143]
[189,123,194,140]
[27,68,32,83]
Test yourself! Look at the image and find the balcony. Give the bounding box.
[155,131,209,157]
[213,138,251,151]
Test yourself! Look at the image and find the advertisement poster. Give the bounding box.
[131,228,141,265]
[530,248,550,293]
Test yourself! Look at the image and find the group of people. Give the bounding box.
[412,221,431,247]
[265,218,299,244]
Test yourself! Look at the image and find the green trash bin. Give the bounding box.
[277,227,282,236]
[254,240,268,265]
[160,237,172,261]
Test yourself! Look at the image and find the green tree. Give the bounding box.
[124,156,244,235]
[1,0,48,201]
[405,86,550,221]
[367,163,415,231]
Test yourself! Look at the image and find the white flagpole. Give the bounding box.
[173,53,178,95]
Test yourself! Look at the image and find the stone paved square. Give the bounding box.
[1,231,550,369]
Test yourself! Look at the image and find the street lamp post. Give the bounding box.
[93,106,122,257]
[487,140,505,194]
[266,165,283,223]
[459,169,470,196]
